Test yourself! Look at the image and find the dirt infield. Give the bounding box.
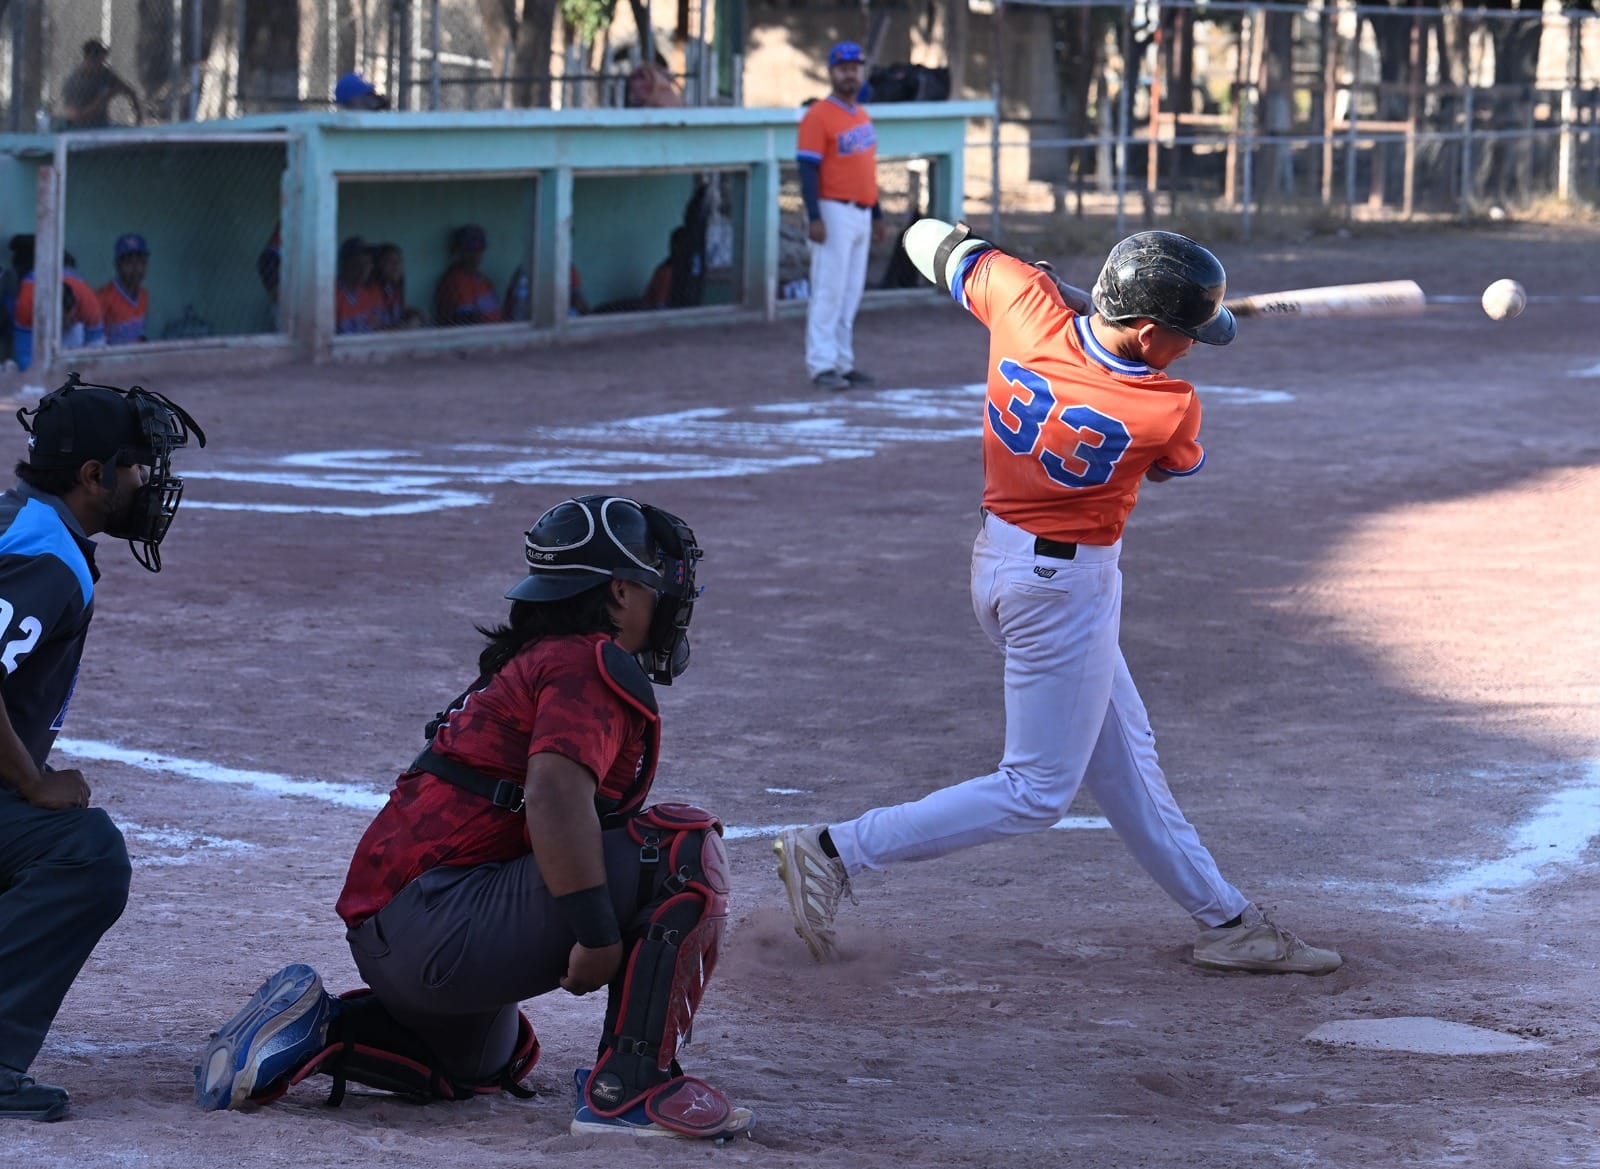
[6,220,1599,1168]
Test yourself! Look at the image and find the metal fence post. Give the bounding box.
[1115,3,1130,238]
[34,153,62,376]
[430,0,442,110]
[1240,6,1258,239]
[990,0,1003,240]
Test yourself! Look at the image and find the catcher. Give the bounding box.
[194,495,752,1140]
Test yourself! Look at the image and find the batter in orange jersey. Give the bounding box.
[773,222,1342,977]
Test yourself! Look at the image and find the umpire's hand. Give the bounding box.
[561,941,624,995]
[23,768,91,810]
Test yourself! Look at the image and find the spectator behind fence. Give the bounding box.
[373,243,425,329]
[625,61,683,109]
[59,40,142,130]
[434,225,502,327]
[335,72,390,111]
[335,236,385,335]
[12,244,105,369]
[98,233,149,345]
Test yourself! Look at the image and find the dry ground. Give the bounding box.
[4,219,1599,1168]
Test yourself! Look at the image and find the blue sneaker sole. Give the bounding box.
[194,964,325,1111]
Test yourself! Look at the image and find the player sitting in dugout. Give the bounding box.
[434,224,503,326]
[98,232,150,345]
[10,242,105,371]
[334,235,385,335]
[193,496,754,1141]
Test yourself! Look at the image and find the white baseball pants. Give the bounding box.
[831,511,1250,927]
[804,200,872,378]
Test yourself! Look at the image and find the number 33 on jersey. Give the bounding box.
[950,250,1206,546]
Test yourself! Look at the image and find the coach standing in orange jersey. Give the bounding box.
[797,42,887,391]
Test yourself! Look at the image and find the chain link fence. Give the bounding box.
[778,156,942,302]
[976,0,1600,236]
[0,0,725,129]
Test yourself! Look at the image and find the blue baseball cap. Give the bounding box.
[334,72,377,105]
[114,232,148,258]
[828,42,865,68]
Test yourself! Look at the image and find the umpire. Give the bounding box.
[0,375,204,1120]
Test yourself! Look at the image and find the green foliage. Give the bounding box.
[562,0,618,45]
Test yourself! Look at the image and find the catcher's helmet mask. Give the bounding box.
[506,494,702,685]
[1090,230,1237,347]
[16,371,206,573]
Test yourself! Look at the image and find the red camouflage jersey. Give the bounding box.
[336,633,656,928]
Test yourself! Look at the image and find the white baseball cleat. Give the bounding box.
[773,825,856,962]
[1191,905,1342,974]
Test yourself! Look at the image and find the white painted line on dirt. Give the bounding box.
[1568,360,1600,378]
[1409,760,1600,902]
[723,816,1109,840]
[765,787,808,795]
[181,382,1289,516]
[116,820,259,867]
[55,738,1115,838]
[54,738,389,810]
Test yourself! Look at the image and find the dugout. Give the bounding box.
[0,100,987,374]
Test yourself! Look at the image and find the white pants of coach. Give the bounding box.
[832,510,1251,928]
[805,200,872,379]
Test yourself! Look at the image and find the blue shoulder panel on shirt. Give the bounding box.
[949,247,992,311]
[0,500,93,605]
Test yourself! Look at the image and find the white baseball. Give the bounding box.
[1481,278,1526,321]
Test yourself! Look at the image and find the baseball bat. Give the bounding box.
[1224,279,1426,320]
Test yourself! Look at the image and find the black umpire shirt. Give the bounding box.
[0,482,98,775]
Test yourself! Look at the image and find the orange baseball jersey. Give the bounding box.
[335,282,386,334]
[98,280,147,344]
[952,250,1204,545]
[797,97,879,206]
[435,267,502,325]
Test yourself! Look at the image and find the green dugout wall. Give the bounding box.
[0,101,988,372]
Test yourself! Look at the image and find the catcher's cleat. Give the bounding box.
[571,1068,755,1140]
[811,371,849,391]
[1191,905,1342,975]
[773,825,856,962]
[841,368,876,386]
[0,1071,70,1122]
[194,963,332,1110]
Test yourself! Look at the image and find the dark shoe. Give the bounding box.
[841,369,875,386]
[0,1069,71,1121]
[811,371,848,391]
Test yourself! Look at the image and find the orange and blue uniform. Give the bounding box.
[97,280,147,345]
[797,97,879,210]
[335,281,386,334]
[12,274,105,371]
[821,227,1255,951]
[434,267,502,326]
[953,250,1204,545]
[797,88,881,381]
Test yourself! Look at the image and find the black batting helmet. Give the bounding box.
[506,495,702,684]
[1091,230,1236,346]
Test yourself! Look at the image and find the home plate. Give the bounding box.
[1304,1017,1543,1055]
